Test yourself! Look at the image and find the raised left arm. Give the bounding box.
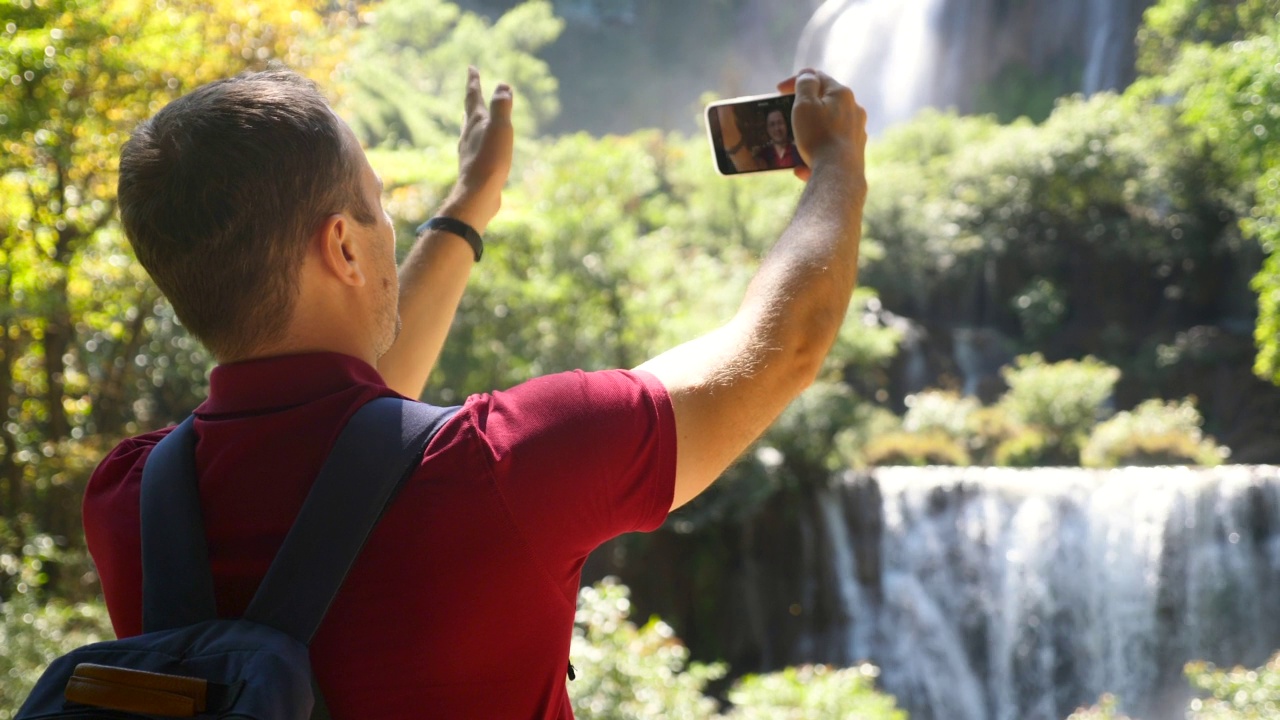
[378,66,514,398]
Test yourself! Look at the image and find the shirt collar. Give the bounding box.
[196,352,388,417]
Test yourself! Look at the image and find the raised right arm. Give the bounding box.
[635,70,868,510]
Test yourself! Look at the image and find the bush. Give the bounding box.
[570,578,724,719]
[569,579,908,720]
[966,405,1023,465]
[1065,652,1280,719]
[1185,652,1280,719]
[721,664,907,720]
[902,390,980,439]
[999,354,1120,463]
[993,427,1053,467]
[1081,398,1228,467]
[864,430,970,467]
[1065,694,1136,719]
[0,535,113,719]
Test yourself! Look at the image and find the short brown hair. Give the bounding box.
[118,70,375,360]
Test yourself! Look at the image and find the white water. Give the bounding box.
[796,0,1151,133]
[797,0,947,134]
[815,466,1280,719]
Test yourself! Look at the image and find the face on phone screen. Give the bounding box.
[705,93,806,176]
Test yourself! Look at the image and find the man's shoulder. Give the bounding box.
[88,426,177,495]
[474,368,669,417]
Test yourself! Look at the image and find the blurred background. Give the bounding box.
[3,1,1280,718]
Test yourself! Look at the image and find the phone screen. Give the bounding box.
[705,93,805,176]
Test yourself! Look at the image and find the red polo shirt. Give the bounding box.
[83,353,677,719]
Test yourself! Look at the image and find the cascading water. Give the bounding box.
[795,0,948,134]
[811,466,1280,720]
[796,0,1154,132]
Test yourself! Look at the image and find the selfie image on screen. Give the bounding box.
[707,94,807,176]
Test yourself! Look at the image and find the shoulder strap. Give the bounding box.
[141,397,459,642]
[243,398,458,644]
[141,416,217,632]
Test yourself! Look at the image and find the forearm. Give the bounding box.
[376,207,479,398]
[637,159,866,509]
[636,69,867,510]
[734,159,866,376]
[376,67,513,398]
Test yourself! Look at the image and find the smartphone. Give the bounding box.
[705,93,806,176]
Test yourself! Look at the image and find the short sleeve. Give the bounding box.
[470,369,677,563]
[83,428,171,639]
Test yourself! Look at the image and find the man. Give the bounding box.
[83,64,866,718]
[754,107,805,169]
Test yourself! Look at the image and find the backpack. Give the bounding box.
[16,397,458,720]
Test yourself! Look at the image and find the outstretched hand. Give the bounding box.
[441,66,514,233]
[776,69,866,183]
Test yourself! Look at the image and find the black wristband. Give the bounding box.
[417,216,483,262]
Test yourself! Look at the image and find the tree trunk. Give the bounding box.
[42,274,71,443]
[1,298,20,523]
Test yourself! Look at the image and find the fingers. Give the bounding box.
[465,65,484,119]
[776,67,814,94]
[794,70,822,102]
[489,82,514,125]
[794,165,812,182]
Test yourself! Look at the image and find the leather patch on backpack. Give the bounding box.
[64,663,208,716]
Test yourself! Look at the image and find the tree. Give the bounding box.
[338,0,562,149]
[1133,1,1280,383]
[1137,0,1277,75]
[0,0,354,582]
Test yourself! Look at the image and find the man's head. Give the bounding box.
[119,70,397,363]
[766,109,789,146]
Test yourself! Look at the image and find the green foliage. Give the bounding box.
[974,60,1079,124]
[1137,0,1278,75]
[1072,664,1280,720]
[0,527,113,718]
[1081,397,1227,467]
[1011,277,1068,346]
[902,390,980,438]
[861,365,1229,468]
[860,87,1235,350]
[863,431,970,467]
[1137,1,1280,383]
[763,375,889,477]
[992,427,1051,468]
[570,579,724,719]
[998,354,1120,464]
[1167,30,1280,382]
[1186,653,1280,719]
[1,0,346,596]
[339,0,563,149]
[856,389,978,466]
[1066,694,1136,720]
[965,405,1022,466]
[569,579,907,720]
[721,664,907,720]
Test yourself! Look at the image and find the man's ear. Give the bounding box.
[314,212,366,288]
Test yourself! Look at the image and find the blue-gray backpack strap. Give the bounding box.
[141,397,459,644]
[140,414,217,632]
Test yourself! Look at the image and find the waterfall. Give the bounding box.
[812,466,1280,720]
[795,0,947,134]
[816,486,871,663]
[795,0,1154,132]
